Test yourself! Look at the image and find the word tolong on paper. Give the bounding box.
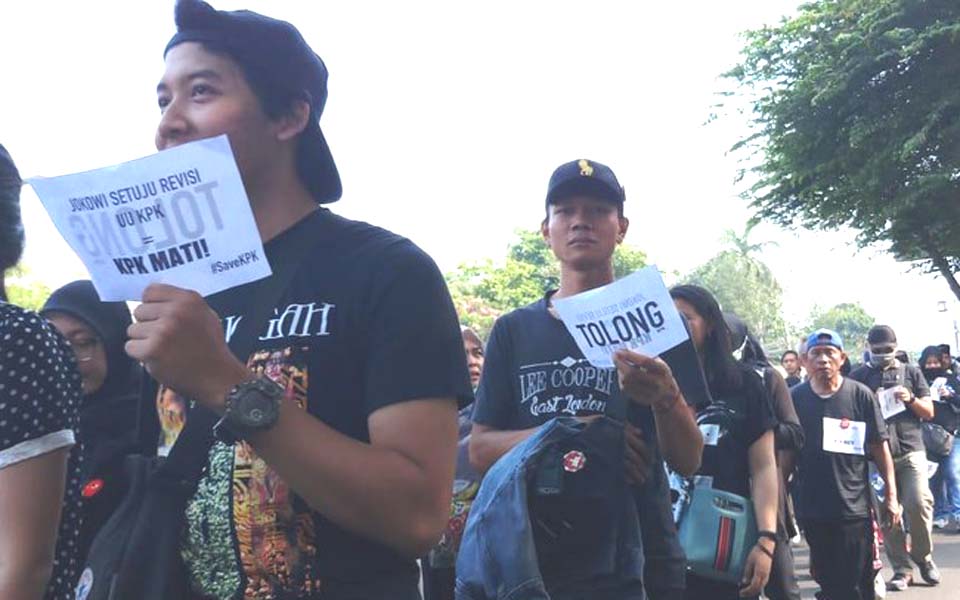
[552,266,689,368]
[28,135,271,300]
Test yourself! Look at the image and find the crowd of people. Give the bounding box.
[1,2,959,600]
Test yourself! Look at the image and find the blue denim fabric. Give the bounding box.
[932,441,960,519]
[455,417,645,600]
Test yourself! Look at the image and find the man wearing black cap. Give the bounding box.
[469,159,703,598]
[128,2,471,598]
[849,325,937,591]
[792,329,900,600]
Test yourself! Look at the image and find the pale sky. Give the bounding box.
[2,0,957,352]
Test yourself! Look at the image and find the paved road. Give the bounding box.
[796,530,960,599]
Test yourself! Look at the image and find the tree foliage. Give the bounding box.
[726,0,960,300]
[683,224,790,351]
[806,302,876,353]
[446,229,648,339]
[4,265,51,311]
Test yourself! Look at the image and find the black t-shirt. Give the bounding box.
[0,303,83,600]
[792,378,887,521]
[692,364,776,499]
[849,362,930,456]
[785,375,802,388]
[473,295,628,430]
[139,209,472,599]
[471,293,678,593]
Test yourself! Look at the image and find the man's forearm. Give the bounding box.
[468,426,538,474]
[247,399,455,558]
[908,395,934,420]
[653,395,702,476]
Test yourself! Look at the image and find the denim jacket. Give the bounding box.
[455,417,646,600]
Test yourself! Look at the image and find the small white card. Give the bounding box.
[878,387,906,421]
[551,266,689,368]
[700,423,720,446]
[28,135,271,301]
[822,416,866,455]
[930,377,949,399]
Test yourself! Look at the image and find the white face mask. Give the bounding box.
[870,350,896,368]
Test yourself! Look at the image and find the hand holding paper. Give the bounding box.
[126,283,249,409]
[613,349,681,412]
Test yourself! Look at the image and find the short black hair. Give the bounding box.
[781,350,798,362]
[0,144,24,301]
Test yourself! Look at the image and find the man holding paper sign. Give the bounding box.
[127,2,472,599]
[469,159,702,598]
[849,325,938,591]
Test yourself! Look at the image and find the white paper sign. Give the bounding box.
[28,135,271,301]
[930,377,949,399]
[822,417,866,455]
[878,387,906,421]
[551,266,689,368]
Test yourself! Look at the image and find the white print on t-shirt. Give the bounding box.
[700,423,721,446]
[526,393,608,417]
[223,302,336,343]
[877,387,907,421]
[822,417,866,455]
[518,357,615,402]
[518,356,614,418]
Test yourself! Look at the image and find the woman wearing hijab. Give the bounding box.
[0,144,84,600]
[422,326,485,600]
[670,285,779,600]
[920,345,960,531]
[42,280,140,560]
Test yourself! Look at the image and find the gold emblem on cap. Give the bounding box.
[578,159,594,177]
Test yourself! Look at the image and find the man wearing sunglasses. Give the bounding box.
[849,325,937,592]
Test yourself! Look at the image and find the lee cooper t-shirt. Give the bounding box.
[472,293,684,596]
[792,378,887,521]
[139,209,473,600]
[849,362,930,456]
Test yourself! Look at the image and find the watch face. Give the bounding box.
[233,381,282,430]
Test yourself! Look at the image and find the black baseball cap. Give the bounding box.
[545,159,625,208]
[165,0,341,204]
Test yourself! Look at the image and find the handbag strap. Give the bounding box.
[155,210,323,492]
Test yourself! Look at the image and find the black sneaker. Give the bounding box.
[918,559,941,585]
[887,573,912,591]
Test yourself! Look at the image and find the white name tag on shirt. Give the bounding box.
[700,423,720,446]
[877,387,906,421]
[822,417,866,456]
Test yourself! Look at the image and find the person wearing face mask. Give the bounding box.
[849,325,937,591]
[919,345,960,532]
[41,280,140,562]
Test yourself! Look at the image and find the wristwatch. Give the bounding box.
[213,377,284,444]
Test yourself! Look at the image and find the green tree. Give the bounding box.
[683,224,789,350]
[806,302,876,353]
[446,229,648,339]
[725,0,960,301]
[4,267,52,310]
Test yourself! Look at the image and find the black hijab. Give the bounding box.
[42,280,139,479]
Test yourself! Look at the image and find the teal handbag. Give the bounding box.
[677,486,757,583]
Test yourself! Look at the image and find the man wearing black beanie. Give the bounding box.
[127,2,472,599]
[850,325,937,591]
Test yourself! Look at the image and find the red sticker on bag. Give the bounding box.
[841,418,851,429]
[563,450,587,473]
[81,478,104,498]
